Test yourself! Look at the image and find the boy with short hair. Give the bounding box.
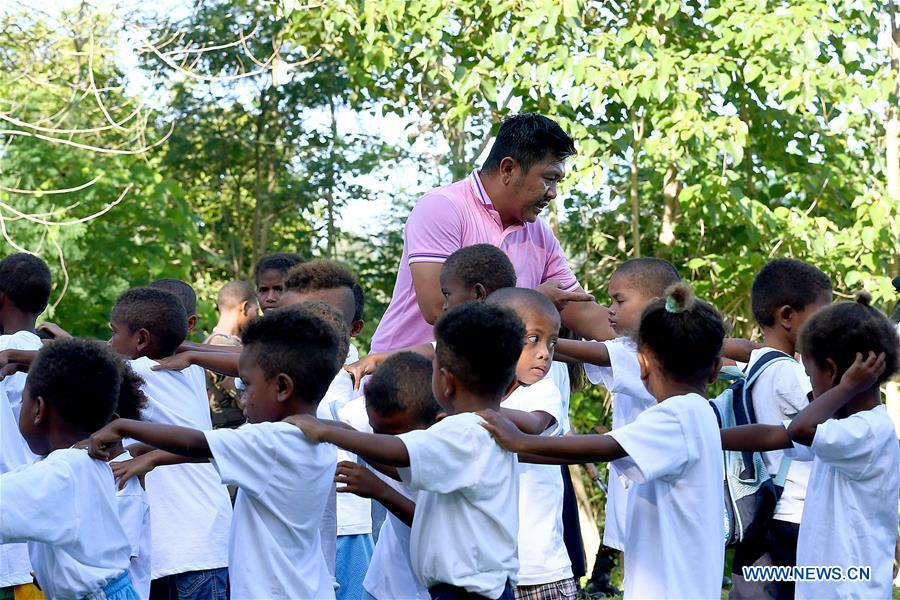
[254,252,304,312]
[286,302,524,600]
[729,258,832,598]
[0,339,137,600]
[148,278,199,334]
[108,287,232,599]
[91,305,342,599]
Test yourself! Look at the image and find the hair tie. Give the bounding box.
[665,296,683,314]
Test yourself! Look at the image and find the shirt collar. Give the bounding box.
[469,169,495,209]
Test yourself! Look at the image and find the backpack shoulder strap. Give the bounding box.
[774,456,792,487]
[736,350,797,426]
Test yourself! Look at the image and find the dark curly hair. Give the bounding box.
[114,360,148,421]
[638,283,726,386]
[0,253,52,315]
[799,292,899,386]
[254,253,305,285]
[434,301,525,397]
[111,287,188,357]
[365,352,440,426]
[241,305,341,405]
[751,258,832,327]
[284,260,364,323]
[26,339,121,433]
[149,278,197,317]
[442,245,517,296]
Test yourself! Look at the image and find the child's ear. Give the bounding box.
[824,358,840,387]
[32,395,47,426]
[438,367,456,400]
[637,351,650,382]
[187,315,197,334]
[473,283,488,302]
[275,373,294,403]
[350,320,365,338]
[434,411,448,423]
[136,328,152,352]
[777,305,794,330]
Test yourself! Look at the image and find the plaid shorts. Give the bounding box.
[514,578,578,600]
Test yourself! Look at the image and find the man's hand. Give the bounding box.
[111,454,156,490]
[88,422,125,461]
[283,414,329,443]
[36,322,72,339]
[536,280,595,312]
[838,351,886,396]
[151,353,194,372]
[344,352,388,391]
[477,409,528,453]
[335,461,388,500]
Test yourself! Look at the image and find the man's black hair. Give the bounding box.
[799,292,899,385]
[149,278,197,316]
[216,280,258,312]
[434,301,525,397]
[365,352,440,425]
[0,253,52,315]
[254,253,305,284]
[442,244,517,296]
[481,113,576,174]
[284,260,363,322]
[751,259,832,327]
[26,339,122,433]
[111,287,188,356]
[614,258,682,298]
[241,305,341,405]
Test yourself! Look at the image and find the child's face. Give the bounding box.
[515,306,560,385]
[257,269,287,312]
[431,352,455,414]
[17,384,46,455]
[787,291,832,344]
[237,350,282,423]
[108,319,142,359]
[607,272,655,337]
[801,354,835,401]
[366,404,429,435]
[440,272,480,312]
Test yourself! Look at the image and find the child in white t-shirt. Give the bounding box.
[728,258,832,598]
[107,287,233,594]
[0,339,138,600]
[483,283,727,599]
[722,295,900,599]
[488,288,575,599]
[93,304,346,599]
[286,302,526,600]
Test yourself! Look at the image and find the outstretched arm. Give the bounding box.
[720,424,791,452]
[478,409,626,463]
[554,338,611,366]
[283,414,410,467]
[335,461,415,527]
[152,350,239,377]
[722,338,761,363]
[111,449,208,489]
[788,352,886,446]
[89,419,211,461]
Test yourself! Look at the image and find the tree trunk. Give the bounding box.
[886,4,900,206]
[326,96,338,258]
[658,164,681,247]
[629,113,644,257]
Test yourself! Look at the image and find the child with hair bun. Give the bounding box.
[721,292,900,599]
[481,283,727,599]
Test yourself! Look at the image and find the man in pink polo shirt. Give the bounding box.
[371,113,613,353]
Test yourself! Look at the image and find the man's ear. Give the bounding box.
[136,328,152,353]
[498,156,520,184]
[350,320,365,338]
[187,315,198,334]
[473,283,488,302]
[275,373,294,403]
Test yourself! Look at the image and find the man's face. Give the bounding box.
[507,158,565,224]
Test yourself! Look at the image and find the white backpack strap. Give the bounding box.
[774,456,792,487]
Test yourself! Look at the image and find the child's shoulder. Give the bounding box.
[0,330,41,352]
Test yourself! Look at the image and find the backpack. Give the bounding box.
[709,350,795,548]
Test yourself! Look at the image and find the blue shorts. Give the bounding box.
[82,571,139,600]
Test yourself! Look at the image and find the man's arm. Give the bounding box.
[89,419,211,461]
[283,414,410,467]
[554,338,611,366]
[557,288,616,342]
[409,263,445,325]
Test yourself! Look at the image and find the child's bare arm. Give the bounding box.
[152,350,239,377]
[335,461,415,526]
[344,343,435,390]
[554,339,611,367]
[788,351,886,446]
[478,409,626,463]
[723,338,761,363]
[178,341,242,354]
[0,348,38,368]
[720,424,791,451]
[89,419,211,461]
[112,449,208,490]
[499,408,555,435]
[283,414,410,467]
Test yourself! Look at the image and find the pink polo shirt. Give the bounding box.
[370,170,580,352]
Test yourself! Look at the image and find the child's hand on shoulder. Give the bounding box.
[839,351,886,396]
[477,409,528,452]
[283,413,328,442]
[111,454,155,490]
[343,352,387,390]
[151,353,193,372]
[335,460,386,500]
[88,422,125,461]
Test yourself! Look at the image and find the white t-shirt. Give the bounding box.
[745,347,812,523]
[398,412,519,598]
[0,330,42,421]
[584,337,657,551]
[205,421,336,599]
[0,375,33,587]
[607,393,725,599]
[129,358,232,579]
[786,405,900,599]
[501,378,572,586]
[111,451,151,600]
[547,361,572,433]
[362,470,429,600]
[0,448,131,600]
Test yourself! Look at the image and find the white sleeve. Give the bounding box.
[771,363,812,418]
[0,459,79,545]
[607,404,691,483]
[606,341,645,398]
[504,380,563,435]
[810,415,877,479]
[781,419,815,462]
[398,417,483,493]
[204,423,281,498]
